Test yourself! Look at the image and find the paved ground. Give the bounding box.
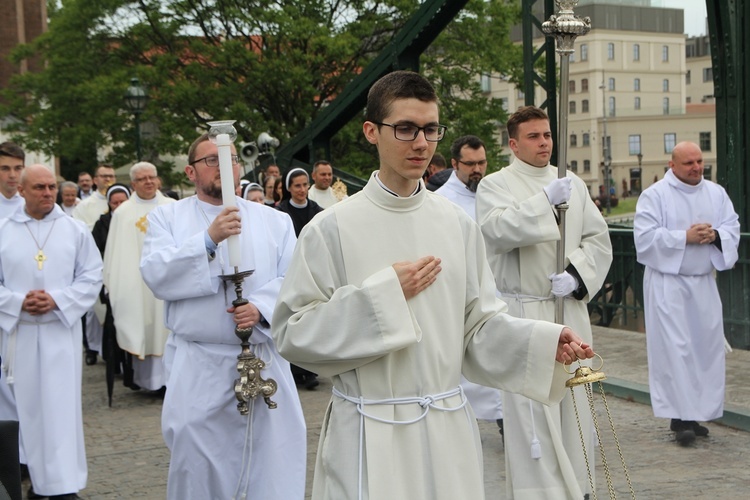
[18,326,750,499]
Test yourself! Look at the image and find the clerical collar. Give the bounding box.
[374,171,421,197]
[289,199,308,209]
[133,192,158,204]
[513,157,553,177]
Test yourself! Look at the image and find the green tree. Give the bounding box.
[2,0,523,181]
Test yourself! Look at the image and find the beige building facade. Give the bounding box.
[489,2,716,198]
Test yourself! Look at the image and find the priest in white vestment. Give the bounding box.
[308,160,347,208]
[0,142,25,220]
[476,106,612,500]
[73,165,117,361]
[273,71,594,500]
[140,134,306,499]
[104,162,174,391]
[634,141,740,445]
[0,165,102,498]
[435,135,503,430]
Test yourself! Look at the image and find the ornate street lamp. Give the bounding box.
[123,77,149,161]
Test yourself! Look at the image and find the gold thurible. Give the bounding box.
[565,355,635,499]
[220,269,278,414]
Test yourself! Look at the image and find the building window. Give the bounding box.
[501,130,509,147]
[582,99,589,113]
[480,74,491,93]
[633,44,640,61]
[686,96,692,103]
[686,70,691,85]
[700,132,711,151]
[608,96,616,117]
[703,164,712,180]
[517,89,525,100]
[663,97,670,115]
[569,101,576,114]
[581,44,588,61]
[570,134,577,147]
[664,133,677,153]
[569,80,576,93]
[584,160,591,173]
[608,43,615,60]
[635,97,641,110]
[581,79,588,92]
[570,160,578,172]
[608,78,615,91]
[703,67,713,82]
[629,135,642,155]
[662,45,669,62]
[634,78,640,91]
[663,79,669,92]
[583,133,590,146]
[500,97,509,112]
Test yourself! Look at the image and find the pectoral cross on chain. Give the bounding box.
[34,249,46,270]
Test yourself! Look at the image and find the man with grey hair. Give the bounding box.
[0,142,25,219]
[103,162,175,391]
[58,181,80,216]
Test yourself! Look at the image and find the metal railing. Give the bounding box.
[589,228,750,349]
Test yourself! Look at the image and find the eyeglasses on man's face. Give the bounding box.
[191,155,241,167]
[373,122,447,142]
[458,159,488,168]
[96,173,116,180]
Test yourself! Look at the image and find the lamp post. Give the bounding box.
[124,77,148,161]
[599,79,611,214]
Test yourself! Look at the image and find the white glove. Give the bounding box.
[549,271,578,297]
[543,177,572,205]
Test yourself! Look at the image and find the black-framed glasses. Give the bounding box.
[373,122,447,142]
[458,159,488,168]
[191,155,241,167]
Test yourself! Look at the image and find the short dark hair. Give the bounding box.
[506,106,549,139]
[312,160,332,173]
[365,71,437,124]
[188,133,210,164]
[78,171,92,180]
[95,164,115,176]
[450,136,485,160]
[429,153,446,168]
[0,141,25,161]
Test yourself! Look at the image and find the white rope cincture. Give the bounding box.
[0,327,17,385]
[529,398,542,459]
[332,385,468,500]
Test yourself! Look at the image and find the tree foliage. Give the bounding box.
[2,0,523,180]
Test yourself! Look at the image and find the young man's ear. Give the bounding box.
[363,121,379,145]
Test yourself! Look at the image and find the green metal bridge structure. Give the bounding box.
[274,0,750,349]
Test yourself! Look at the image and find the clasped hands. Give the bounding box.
[686,223,716,245]
[22,290,57,315]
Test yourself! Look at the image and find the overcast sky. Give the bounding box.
[657,0,708,36]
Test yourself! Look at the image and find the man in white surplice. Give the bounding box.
[634,141,739,445]
[0,164,102,498]
[272,71,595,500]
[476,106,612,500]
[0,142,25,219]
[435,134,503,434]
[104,162,174,391]
[140,134,306,499]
